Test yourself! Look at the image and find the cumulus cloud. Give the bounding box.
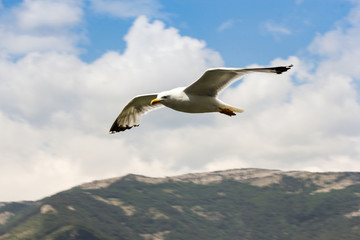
[14,0,83,30]
[0,0,84,56]
[0,15,222,201]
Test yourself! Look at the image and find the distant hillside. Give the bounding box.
[2,168,360,240]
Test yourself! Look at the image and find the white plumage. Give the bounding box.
[110,65,293,133]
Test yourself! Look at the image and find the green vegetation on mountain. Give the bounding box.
[1,169,360,240]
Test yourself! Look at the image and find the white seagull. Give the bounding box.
[110,64,293,133]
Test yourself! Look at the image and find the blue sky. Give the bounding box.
[85,0,351,66]
[1,0,360,201]
[2,0,355,66]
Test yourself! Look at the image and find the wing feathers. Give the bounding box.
[185,64,293,97]
[109,94,162,133]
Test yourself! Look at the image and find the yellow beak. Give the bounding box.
[150,98,161,105]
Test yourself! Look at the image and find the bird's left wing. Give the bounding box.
[109,94,163,133]
[184,65,293,97]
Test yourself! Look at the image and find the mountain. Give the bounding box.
[1,168,360,240]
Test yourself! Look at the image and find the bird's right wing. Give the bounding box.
[184,65,293,97]
[109,94,163,133]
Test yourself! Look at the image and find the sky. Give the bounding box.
[0,0,360,201]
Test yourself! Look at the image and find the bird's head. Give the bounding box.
[150,88,185,105]
[150,92,170,105]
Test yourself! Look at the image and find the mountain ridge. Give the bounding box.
[2,168,360,240]
[80,168,360,193]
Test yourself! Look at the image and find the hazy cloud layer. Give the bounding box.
[263,21,292,40]
[0,2,360,201]
[217,19,235,32]
[89,0,164,19]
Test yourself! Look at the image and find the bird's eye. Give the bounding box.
[162,96,168,99]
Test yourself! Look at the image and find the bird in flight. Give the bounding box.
[110,64,293,133]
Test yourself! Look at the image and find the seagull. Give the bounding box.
[110,64,293,133]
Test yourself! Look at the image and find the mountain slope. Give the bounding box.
[1,168,360,240]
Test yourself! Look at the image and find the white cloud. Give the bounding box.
[90,0,164,19]
[217,19,235,32]
[14,0,83,30]
[0,0,84,56]
[264,21,292,37]
[0,15,223,201]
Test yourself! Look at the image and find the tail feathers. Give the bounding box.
[219,105,244,116]
[230,106,244,113]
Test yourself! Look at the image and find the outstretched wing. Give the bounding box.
[109,94,163,133]
[184,65,293,97]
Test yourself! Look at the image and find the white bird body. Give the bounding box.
[158,87,226,113]
[110,65,293,133]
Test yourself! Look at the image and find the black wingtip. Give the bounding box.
[109,125,132,133]
[274,64,293,74]
[109,123,139,134]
